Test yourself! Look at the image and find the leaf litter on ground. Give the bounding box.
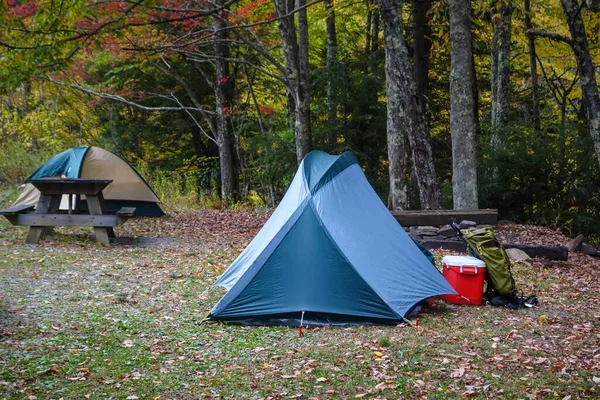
[0,210,599,399]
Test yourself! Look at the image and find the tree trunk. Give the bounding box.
[214,0,238,204]
[366,5,372,53]
[274,0,312,163]
[296,0,312,161]
[385,71,409,210]
[412,0,432,113]
[371,7,380,53]
[276,0,298,122]
[490,1,513,137]
[325,0,338,150]
[524,0,541,134]
[471,50,479,128]
[560,0,600,170]
[449,0,478,210]
[379,0,441,210]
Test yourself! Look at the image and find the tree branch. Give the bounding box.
[215,0,323,34]
[527,29,573,46]
[50,78,206,112]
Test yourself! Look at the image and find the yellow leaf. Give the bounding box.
[374,351,384,357]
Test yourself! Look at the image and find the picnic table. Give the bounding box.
[0,178,135,245]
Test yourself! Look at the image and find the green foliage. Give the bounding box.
[478,121,600,242]
[0,81,97,151]
[241,124,297,206]
[0,0,94,91]
[2,0,600,241]
[0,140,51,187]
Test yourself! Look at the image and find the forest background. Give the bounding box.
[2,0,600,242]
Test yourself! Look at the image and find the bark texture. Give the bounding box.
[412,0,432,113]
[371,7,380,52]
[490,1,513,136]
[214,0,238,204]
[296,0,312,161]
[274,0,312,164]
[449,0,478,210]
[379,0,441,210]
[524,0,541,134]
[325,0,338,149]
[561,0,600,170]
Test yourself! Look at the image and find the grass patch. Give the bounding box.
[1,211,599,399]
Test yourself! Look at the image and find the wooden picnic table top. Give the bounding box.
[28,178,113,196]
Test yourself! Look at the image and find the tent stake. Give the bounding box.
[299,311,305,337]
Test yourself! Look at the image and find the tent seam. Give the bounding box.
[307,196,402,321]
[77,146,92,178]
[209,198,311,317]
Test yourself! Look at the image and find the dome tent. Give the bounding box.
[14,146,164,217]
[206,151,455,326]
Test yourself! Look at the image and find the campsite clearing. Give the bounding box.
[1,210,599,399]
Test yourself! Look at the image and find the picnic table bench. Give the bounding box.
[0,178,135,245]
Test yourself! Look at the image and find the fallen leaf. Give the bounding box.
[450,367,466,378]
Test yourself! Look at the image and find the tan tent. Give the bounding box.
[15,146,164,217]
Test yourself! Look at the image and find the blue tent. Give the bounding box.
[207,151,455,326]
[15,146,164,217]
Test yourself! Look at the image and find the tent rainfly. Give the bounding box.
[206,151,455,326]
[14,146,164,217]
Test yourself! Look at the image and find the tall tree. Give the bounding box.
[214,0,239,203]
[371,4,380,53]
[524,0,541,134]
[325,0,338,150]
[490,1,514,138]
[449,0,478,209]
[412,0,432,113]
[274,0,312,163]
[297,0,312,159]
[379,0,441,210]
[528,0,600,170]
[559,0,600,170]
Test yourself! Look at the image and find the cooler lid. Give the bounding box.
[441,255,486,267]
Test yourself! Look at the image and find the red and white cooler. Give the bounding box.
[441,255,486,305]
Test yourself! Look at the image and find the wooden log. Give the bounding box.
[567,234,585,252]
[581,243,600,257]
[420,239,468,252]
[420,239,568,261]
[392,209,498,227]
[500,244,568,261]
